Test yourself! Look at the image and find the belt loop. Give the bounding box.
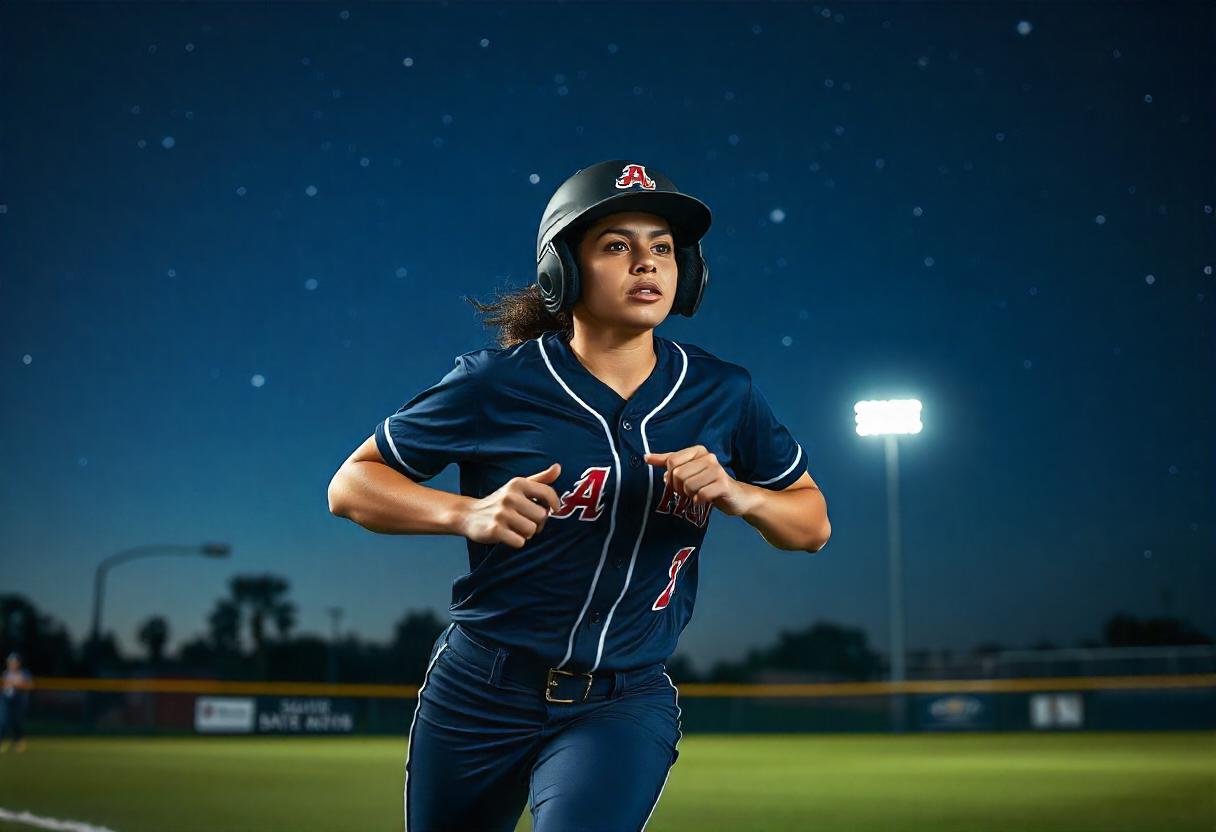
[488,648,507,687]
[613,670,627,698]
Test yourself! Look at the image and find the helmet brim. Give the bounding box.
[548,190,712,253]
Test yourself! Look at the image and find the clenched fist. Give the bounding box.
[645,445,754,517]
[458,463,562,549]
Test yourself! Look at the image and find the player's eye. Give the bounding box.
[606,240,672,253]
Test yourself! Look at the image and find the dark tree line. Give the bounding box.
[697,621,883,683]
[1,576,448,684]
[1,585,1211,685]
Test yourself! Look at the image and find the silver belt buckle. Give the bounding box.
[546,667,593,704]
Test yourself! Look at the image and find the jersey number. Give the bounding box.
[652,546,697,611]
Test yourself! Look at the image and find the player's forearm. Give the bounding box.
[737,483,831,553]
[328,460,472,536]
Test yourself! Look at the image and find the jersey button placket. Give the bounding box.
[586,417,647,659]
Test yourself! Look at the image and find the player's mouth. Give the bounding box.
[626,281,663,303]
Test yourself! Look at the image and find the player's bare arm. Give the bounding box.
[327,435,473,535]
[328,435,561,548]
[645,446,831,553]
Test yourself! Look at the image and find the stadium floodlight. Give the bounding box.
[854,399,923,436]
[854,398,923,732]
[89,543,233,662]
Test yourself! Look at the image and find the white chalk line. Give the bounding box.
[0,808,118,832]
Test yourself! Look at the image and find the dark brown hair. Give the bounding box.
[464,283,573,349]
[467,224,592,349]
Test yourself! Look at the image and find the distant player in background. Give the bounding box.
[0,652,32,753]
[330,160,831,831]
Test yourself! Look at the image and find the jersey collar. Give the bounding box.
[539,329,676,420]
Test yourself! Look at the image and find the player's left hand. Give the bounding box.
[644,445,754,517]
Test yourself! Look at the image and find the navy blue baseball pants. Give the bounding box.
[405,623,683,832]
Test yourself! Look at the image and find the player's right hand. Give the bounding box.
[458,463,562,549]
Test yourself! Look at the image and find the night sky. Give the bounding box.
[1,1,1212,673]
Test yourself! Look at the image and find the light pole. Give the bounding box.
[89,542,232,657]
[855,399,923,732]
[326,606,344,682]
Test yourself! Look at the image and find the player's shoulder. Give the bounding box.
[450,334,545,378]
[662,336,753,390]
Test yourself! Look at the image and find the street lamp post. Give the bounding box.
[89,542,232,658]
[326,606,344,683]
[855,399,923,733]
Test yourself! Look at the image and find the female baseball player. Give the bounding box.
[328,160,830,831]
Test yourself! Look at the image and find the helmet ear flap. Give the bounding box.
[556,237,581,313]
[673,242,709,317]
[537,236,582,315]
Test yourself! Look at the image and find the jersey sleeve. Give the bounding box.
[730,373,808,491]
[374,355,480,482]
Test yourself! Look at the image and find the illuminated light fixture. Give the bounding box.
[854,399,923,437]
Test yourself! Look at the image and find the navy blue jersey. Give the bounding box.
[375,329,807,673]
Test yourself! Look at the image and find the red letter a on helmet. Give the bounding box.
[614,163,656,191]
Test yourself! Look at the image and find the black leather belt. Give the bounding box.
[444,624,660,704]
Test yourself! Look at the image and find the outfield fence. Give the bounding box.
[21,672,1216,736]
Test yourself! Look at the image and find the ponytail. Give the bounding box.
[465,284,573,349]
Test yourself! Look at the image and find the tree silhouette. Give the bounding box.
[1103,612,1213,647]
[664,653,699,683]
[208,599,241,653]
[0,595,79,675]
[229,575,297,655]
[708,620,882,682]
[227,575,297,677]
[136,615,170,665]
[389,610,447,682]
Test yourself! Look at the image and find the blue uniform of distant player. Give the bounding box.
[337,160,828,831]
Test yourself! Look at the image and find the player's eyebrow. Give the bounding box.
[596,227,672,241]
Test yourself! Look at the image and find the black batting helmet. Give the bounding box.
[535,160,713,317]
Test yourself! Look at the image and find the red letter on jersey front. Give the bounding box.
[655,477,711,528]
[551,466,610,522]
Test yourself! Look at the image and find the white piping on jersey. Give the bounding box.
[590,342,689,674]
[536,336,624,670]
[641,671,684,830]
[381,417,439,481]
[404,621,455,831]
[751,442,803,486]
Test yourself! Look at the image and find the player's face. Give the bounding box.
[573,212,678,332]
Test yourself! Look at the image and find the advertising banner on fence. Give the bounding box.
[1030,693,1084,729]
[915,694,994,731]
[256,697,356,734]
[195,697,256,734]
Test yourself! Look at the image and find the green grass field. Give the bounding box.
[0,733,1212,831]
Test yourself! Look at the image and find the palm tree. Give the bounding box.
[136,615,169,665]
[208,599,241,654]
[229,575,297,674]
